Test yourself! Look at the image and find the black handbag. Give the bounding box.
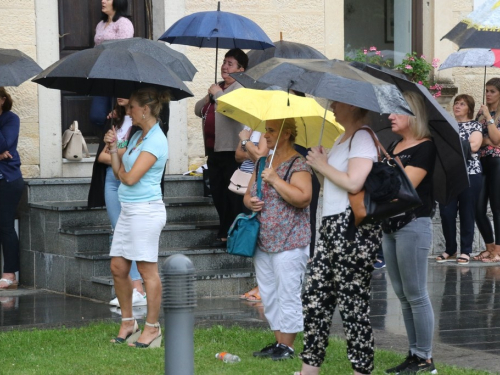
[348,127,422,227]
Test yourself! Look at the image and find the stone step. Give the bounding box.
[60,221,220,254]
[23,175,204,203]
[29,196,217,227]
[74,247,253,274]
[88,268,256,301]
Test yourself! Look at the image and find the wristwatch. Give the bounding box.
[241,139,250,150]
[488,118,495,125]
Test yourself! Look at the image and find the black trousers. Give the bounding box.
[440,173,482,255]
[476,157,500,245]
[0,177,24,273]
[207,151,242,238]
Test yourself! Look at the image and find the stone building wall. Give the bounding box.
[181,0,329,167]
[0,0,39,178]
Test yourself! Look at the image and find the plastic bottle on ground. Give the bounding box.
[215,352,241,363]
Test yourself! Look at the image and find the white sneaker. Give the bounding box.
[132,288,147,306]
[108,289,147,307]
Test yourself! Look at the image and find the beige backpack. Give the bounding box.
[62,121,89,161]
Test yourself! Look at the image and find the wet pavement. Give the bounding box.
[1,261,500,373]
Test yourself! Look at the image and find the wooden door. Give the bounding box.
[58,0,150,143]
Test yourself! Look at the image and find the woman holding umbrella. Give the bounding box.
[194,48,248,247]
[382,91,437,374]
[245,118,312,361]
[474,78,500,262]
[297,102,382,375]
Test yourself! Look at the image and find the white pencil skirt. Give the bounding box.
[110,200,166,263]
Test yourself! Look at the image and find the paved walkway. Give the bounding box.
[0,260,499,374]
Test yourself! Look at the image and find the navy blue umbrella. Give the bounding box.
[159,2,273,83]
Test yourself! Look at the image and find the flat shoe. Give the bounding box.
[0,278,18,290]
[457,255,470,265]
[436,253,455,263]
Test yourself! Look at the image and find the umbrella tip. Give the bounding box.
[217,1,220,11]
[280,31,283,41]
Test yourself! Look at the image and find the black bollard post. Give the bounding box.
[162,254,197,375]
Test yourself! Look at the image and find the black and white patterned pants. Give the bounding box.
[300,208,382,374]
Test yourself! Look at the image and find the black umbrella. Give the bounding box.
[0,48,42,86]
[231,57,413,115]
[33,47,193,100]
[441,0,500,49]
[350,61,469,205]
[247,34,326,69]
[96,38,197,82]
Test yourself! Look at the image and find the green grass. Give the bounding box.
[0,323,493,374]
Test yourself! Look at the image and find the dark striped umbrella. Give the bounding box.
[442,0,500,49]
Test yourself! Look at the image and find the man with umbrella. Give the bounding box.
[194,48,249,247]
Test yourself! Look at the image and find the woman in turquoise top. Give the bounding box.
[104,87,169,348]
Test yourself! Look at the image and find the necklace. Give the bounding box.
[128,136,145,155]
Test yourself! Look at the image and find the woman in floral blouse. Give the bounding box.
[474,78,500,262]
[244,118,312,361]
[297,101,382,375]
[437,94,483,264]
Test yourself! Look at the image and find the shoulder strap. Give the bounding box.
[256,157,266,200]
[283,156,300,182]
[348,126,392,162]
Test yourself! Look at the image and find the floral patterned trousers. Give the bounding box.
[300,208,382,374]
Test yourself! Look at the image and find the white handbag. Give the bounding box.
[228,168,252,195]
[62,121,89,161]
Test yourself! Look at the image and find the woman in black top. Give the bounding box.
[382,91,438,374]
[437,94,482,264]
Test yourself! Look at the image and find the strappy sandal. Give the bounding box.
[129,321,162,348]
[457,254,470,265]
[473,250,491,261]
[239,286,259,300]
[110,317,141,344]
[482,254,500,263]
[0,278,18,290]
[246,292,261,302]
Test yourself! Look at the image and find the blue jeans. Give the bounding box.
[0,177,24,273]
[105,167,141,282]
[382,217,434,360]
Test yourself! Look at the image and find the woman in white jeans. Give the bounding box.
[382,91,437,374]
[244,118,312,361]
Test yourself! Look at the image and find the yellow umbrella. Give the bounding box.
[216,88,344,149]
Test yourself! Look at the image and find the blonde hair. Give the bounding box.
[130,87,170,119]
[403,91,431,139]
[281,118,297,143]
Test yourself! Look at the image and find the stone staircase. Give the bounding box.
[18,176,255,301]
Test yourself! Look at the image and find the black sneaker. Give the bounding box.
[271,343,295,361]
[252,342,278,358]
[385,352,417,374]
[401,356,437,374]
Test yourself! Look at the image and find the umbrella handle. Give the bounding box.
[318,101,329,147]
[268,119,286,167]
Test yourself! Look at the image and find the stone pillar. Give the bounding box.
[156,0,189,174]
[36,0,62,178]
